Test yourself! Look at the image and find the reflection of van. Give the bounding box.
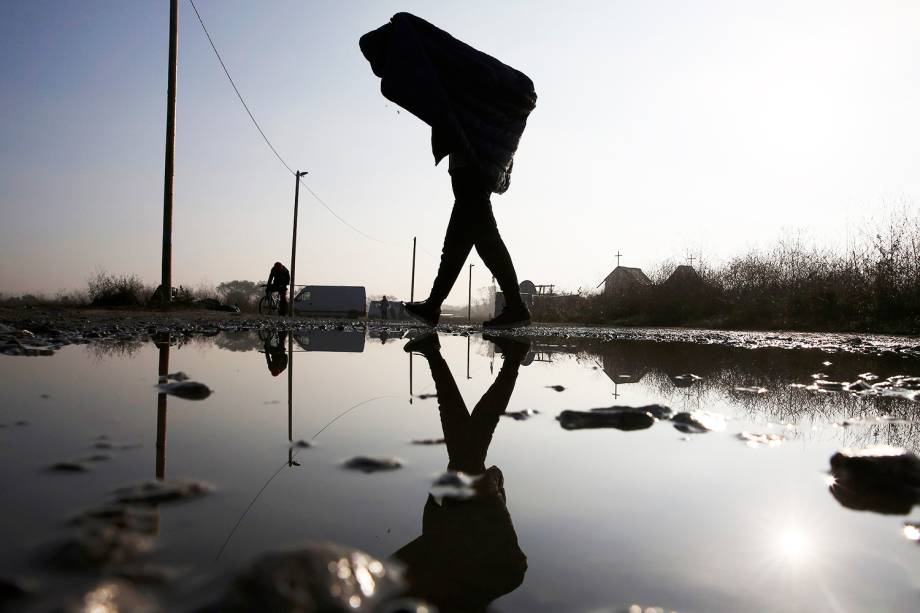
[293,286,367,318]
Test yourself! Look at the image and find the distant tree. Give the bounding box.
[216,280,262,311]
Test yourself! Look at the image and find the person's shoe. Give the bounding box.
[404,300,440,327]
[403,330,441,357]
[483,334,531,363]
[483,303,531,329]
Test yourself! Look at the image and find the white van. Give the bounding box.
[292,286,366,318]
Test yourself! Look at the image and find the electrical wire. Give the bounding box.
[188,0,385,244]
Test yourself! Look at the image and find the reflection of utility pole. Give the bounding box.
[287,332,294,466]
[409,353,413,404]
[468,263,474,321]
[611,381,619,400]
[290,170,309,316]
[410,237,416,302]
[155,337,170,479]
[159,0,179,306]
[467,335,471,380]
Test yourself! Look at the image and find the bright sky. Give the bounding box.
[2,0,919,303]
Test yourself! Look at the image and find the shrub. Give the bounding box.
[87,271,151,307]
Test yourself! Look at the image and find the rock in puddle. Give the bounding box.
[70,504,160,535]
[430,471,480,500]
[0,575,37,606]
[558,407,658,431]
[410,437,445,445]
[828,446,920,514]
[671,411,727,434]
[734,386,768,394]
[343,456,403,473]
[157,380,212,400]
[113,478,213,504]
[545,385,566,392]
[737,431,784,448]
[64,578,158,613]
[203,541,404,612]
[503,409,540,421]
[55,524,154,568]
[49,461,93,473]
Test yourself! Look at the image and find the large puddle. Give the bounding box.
[1,328,919,611]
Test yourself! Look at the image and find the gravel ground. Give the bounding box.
[1,306,918,359]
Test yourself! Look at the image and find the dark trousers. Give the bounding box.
[267,284,288,316]
[427,168,523,308]
[426,349,520,474]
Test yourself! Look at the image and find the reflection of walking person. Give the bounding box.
[395,332,530,611]
[263,330,288,377]
[360,13,537,329]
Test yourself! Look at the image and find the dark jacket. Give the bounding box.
[268,265,290,287]
[360,13,537,194]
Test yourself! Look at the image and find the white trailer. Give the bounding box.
[292,285,366,318]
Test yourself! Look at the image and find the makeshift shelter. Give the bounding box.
[661,265,706,293]
[598,266,652,298]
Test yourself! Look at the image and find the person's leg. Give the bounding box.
[451,168,526,310]
[279,286,289,316]
[427,196,476,307]
[471,206,525,309]
[467,346,525,467]
[421,351,478,473]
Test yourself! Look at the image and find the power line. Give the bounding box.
[187,0,385,244]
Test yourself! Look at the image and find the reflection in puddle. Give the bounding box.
[0,328,918,611]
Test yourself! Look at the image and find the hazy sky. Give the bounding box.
[2,0,919,304]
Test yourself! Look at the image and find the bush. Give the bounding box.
[87,271,151,307]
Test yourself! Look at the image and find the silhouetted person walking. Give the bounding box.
[396,332,530,611]
[379,295,389,320]
[360,13,537,329]
[265,261,290,316]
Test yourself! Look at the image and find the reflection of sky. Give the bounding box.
[0,333,918,611]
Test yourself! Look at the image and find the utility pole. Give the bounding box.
[468,263,474,321]
[615,250,622,267]
[410,237,416,302]
[290,170,308,316]
[287,332,294,466]
[688,253,696,268]
[160,0,179,306]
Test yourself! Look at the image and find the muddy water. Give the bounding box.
[0,330,918,612]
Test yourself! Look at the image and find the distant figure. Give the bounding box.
[360,13,537,329]
[266,261,290,316]
[379,295,389,320]
[396,332,530,611]
[263,330,288,377]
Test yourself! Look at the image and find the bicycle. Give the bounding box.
[258,285,284,316]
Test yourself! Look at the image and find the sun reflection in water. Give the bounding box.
[776,527,811,561]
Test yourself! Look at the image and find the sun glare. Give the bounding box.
[775,527,812,562]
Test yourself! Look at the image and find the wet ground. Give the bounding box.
[1,317,919,612]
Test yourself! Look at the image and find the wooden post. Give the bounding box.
[290,170,308,316]
[160,0,179,306]
[468,263,474,321]
[410,236,416,302]
[287,332,294,465]
[155,338,169,480]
